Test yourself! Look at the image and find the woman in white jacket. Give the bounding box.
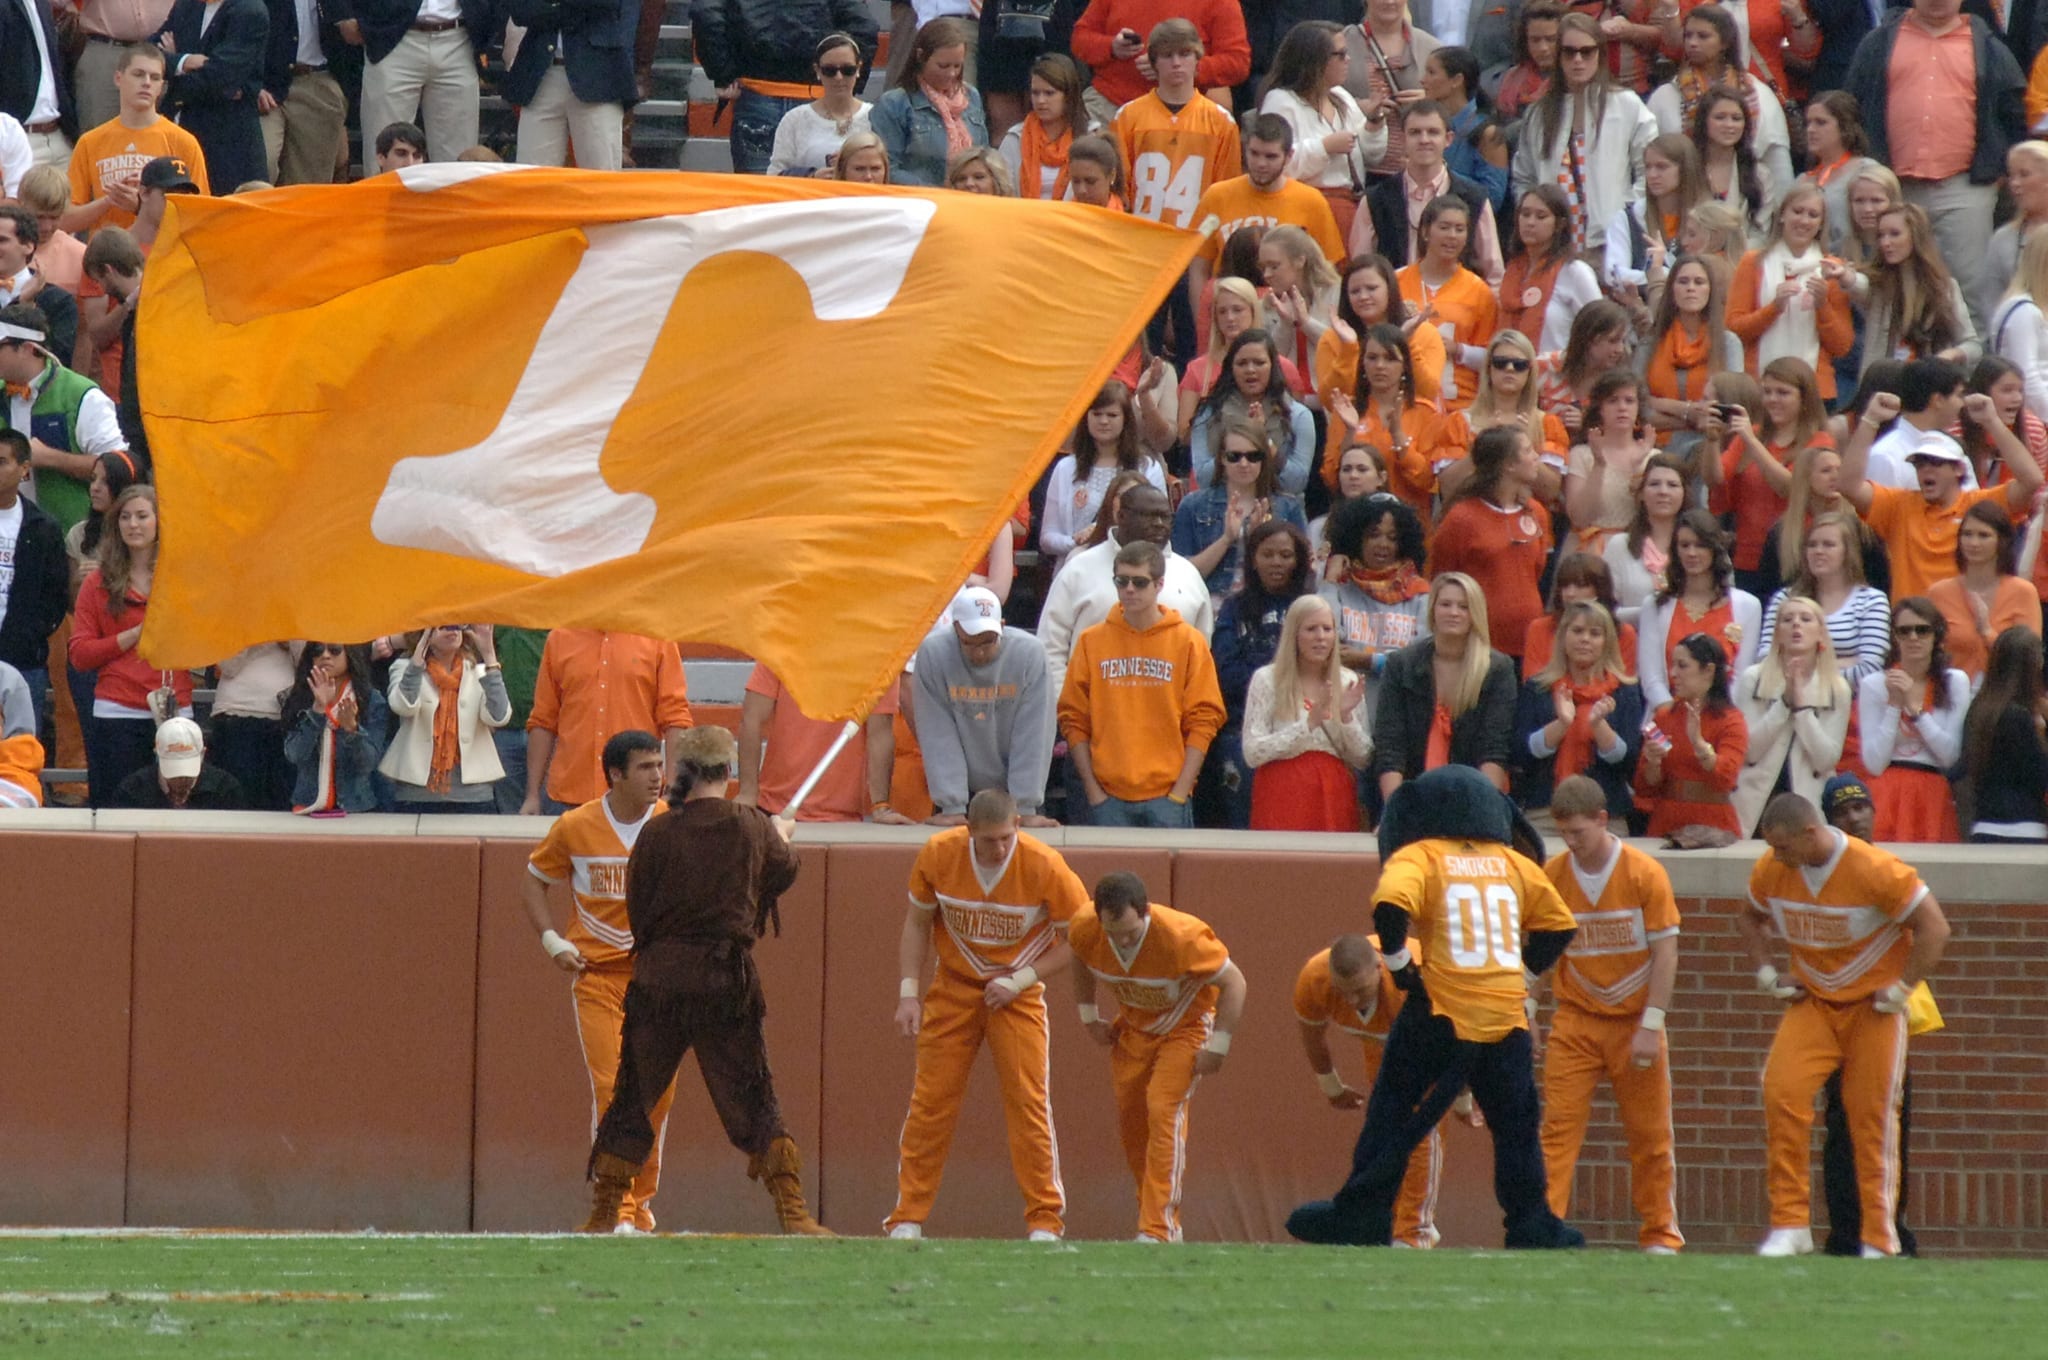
[1510,15,1657,263]
[1988,226,2048,426]
[1242,594,1372,831]
[1731,594,1851,837]
[380,624,511,814]
[1637,508,1763,710]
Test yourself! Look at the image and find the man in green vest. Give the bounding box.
[0,302,128,536]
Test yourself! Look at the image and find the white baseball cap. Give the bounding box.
[946,586,1004,639]
[154,717,206,779]
[1906,431,1967,466]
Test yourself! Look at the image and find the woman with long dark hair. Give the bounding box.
[1315,255,1445,486]
[1040,380,1167,569]
[1857,597,1967,843]
[1601,451,1692,625]
[1206,518,1317,829]
[1510,15,1658,268]
[1427,426,1554,663]
[997,52,1095,200]
[1497,185,1602,355]
[1190,329,1316,495]
[1686,85,1770,240]
[280,641,390,815]
[870,17,988,187]
[1634,631,1749,837]
[1538,297,1633,445]
[1326,323,1447,517]
[1636,508,1762,709]
[1650,9,1790,219]
[1959,626,2048,843]
[1637,252,1740,451]
[1258,19,1383,242]
[1173,419,1310,598]
[1706,357,1830,598]
[1928,500,2044,683]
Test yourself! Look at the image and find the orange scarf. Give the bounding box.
[1553,673,1620,782]
[1498,255,1564,342]
[1348,561,1429,606]
[1648,320,1712,401]
[1019,114,1073,201]
[426,654,465,795]
[1424,701,1454,770]
[921,79,972,157]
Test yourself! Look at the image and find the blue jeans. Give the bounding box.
[492,726,527,815]
[1090,794,1193,829]
[731,89,806,175]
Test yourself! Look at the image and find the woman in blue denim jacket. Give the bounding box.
[1172,417,1310,599]
[869,16,989,187]
[280,642,390,814]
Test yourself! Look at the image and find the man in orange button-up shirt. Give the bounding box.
[521,628,693,813]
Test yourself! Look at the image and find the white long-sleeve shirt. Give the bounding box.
[1989,294,2048,427]
[1856,667,1969,774]
[1240,664,1373,769]
[1759,584,1894,689]
[1258,87,1386,191]
[1037,454,1168,566]
[1635,589,1763,709]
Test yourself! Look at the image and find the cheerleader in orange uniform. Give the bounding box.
[1855,597,1968,843]
[1634,632,1749,837]
[1397,195,1497,411]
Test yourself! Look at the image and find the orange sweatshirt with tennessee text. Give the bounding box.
[1057,605,1226,802]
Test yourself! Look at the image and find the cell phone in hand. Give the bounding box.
[1120,27,1142,44]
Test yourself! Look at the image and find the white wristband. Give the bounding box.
[1203,1030,1232,1055]
[899,977,920,999]
[540,930,577,960]
[1316,1069,1346,1099]
[1755,963,1780,992]
[1382,947,1412,972]
[1638,1006,1667,1032]
[991,965,1039,996]
[1077,1003,1100,1024]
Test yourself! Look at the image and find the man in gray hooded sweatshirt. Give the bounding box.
[911,587,1058,827]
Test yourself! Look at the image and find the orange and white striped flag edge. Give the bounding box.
[136,164,1201,720]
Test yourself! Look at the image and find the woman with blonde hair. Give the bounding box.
[1732,593,1852,836]
[1727,184,1854,403]
[1261,224,1343,386]
[944,146,1014,195]
[1988,226,2048,425]
[1606,133,1707,301]
[1179,277,1304,445]
[1677,201,1745,277]
[1372,570,1519,799]
[379,624,511,813]
[1441,328,1568,503]
[1242,593,1373,830]
[1984,141,2048,330]
[1844,203,1981,379]
[1513,599,1643,820]
[1757,441,1891,601]
[1829,163,1902,268]
[833,131,891,184]
[1759,511,1892,690]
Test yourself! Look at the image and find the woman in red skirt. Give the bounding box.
[1856,597,1968,843]
[1635,632,1749,837]
[1243,595,1374,830]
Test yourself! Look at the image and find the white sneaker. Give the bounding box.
[1643,1245,1679,1256]
[1860,1244,1892,1259]
[887,1223,922,1240]
[1027,1230,1061,1243]
[612,1222,642,1236]
[1133,1234,1163,1244]
[1757,1227,1814,1257]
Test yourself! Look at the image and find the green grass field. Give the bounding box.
[1,1235,2038,1359]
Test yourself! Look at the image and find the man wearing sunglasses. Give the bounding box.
[1056,539,1224,830]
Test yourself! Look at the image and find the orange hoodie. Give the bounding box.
[1057,605,1226,802]
[0,733,44,808]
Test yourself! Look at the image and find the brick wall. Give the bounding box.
[1559,888,2048,1256]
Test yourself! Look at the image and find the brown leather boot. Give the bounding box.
[747,1136,834,1236]
[580,1153,639,1233]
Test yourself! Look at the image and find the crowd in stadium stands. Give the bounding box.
[7,0,2048,844]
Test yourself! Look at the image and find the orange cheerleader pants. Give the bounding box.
[1538,1005,1683,1250]
[1111,1015,1210,1242]
[886,969,1064,1236]
[574,967,678,1230]
[1762,995,1909,1255]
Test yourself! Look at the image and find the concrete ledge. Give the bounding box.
[5,810,2038,902]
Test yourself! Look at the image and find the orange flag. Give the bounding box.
[137,165,1200,720]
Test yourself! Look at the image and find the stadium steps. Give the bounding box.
[475,0,896,172]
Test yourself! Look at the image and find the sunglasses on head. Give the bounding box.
[1112,575,1156,590]
[1491,355,1531,372]
[818,63,859,77]
[1223,450,1263,464]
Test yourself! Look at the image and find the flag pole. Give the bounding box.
[779,719,862,822]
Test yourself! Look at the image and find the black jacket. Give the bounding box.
[1844,11,2026,187]
[261,0,347,99]
[112,762,252,810]
[0,493,69,674]
[502,0,637,108]
[336,0,496,66]
[156,0,271,112]
[1371,637,1518,781]
[0,0,76,138]
[688,0,879,88]
[1364,168,1489,272]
